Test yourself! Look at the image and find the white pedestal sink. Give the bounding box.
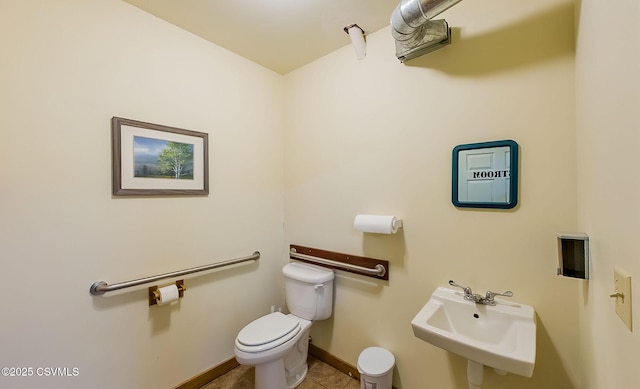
[411,287,536,388]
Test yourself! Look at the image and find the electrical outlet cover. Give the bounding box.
[614,267,632,331]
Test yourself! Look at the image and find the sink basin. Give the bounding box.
[411,287,536,378]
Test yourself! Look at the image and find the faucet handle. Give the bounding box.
[485,290,513,303]
[449,280,472,295]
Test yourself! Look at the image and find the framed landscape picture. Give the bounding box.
[111,117,209,196]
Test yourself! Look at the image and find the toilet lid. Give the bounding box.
[237,312,300,352]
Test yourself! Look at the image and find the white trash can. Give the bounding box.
[357,347,395,389]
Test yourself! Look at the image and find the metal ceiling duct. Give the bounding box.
[390,0,464,62]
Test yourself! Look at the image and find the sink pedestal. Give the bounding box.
[466,360,510,388]
[467,360,483,389]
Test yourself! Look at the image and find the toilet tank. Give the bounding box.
[283,262,334,321]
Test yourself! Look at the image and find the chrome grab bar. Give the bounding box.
[90,251,260,296]
[289,249,386,278]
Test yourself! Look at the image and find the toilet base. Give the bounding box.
[253,357,308,389]
[283,326,310,387]
[255,358,287,389]
[286,363,307,388]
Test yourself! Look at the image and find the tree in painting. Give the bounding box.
[158,142,193,179]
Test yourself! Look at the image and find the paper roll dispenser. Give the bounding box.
[557,233,589,279]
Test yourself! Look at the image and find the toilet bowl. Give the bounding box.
[235,312,312,388]
[234,262,334,389]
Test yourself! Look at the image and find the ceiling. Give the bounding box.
[122,0,399,75]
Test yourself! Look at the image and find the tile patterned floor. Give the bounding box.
[199,356,360,389]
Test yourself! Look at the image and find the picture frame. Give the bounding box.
[452,139,519,209]
[111,117,209,196]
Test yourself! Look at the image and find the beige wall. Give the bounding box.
[9,0,636,388]
[284,0,579,387]
[0,1,285,388]
[575,0,640,388]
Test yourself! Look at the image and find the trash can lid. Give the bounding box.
[357,347,395,377]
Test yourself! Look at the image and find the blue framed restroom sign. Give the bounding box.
[452,140,519,209]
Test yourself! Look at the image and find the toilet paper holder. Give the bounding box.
[149,279,186,306]
[354,214,403,234]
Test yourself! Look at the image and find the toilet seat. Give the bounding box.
[236,312,301,353]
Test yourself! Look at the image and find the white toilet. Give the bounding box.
[234,262,335,389]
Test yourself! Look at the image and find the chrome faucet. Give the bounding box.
[484,290,513,305]
[449,280,513,306]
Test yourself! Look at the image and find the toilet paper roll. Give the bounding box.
[158,284,180,305]
[354,215,401,234]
